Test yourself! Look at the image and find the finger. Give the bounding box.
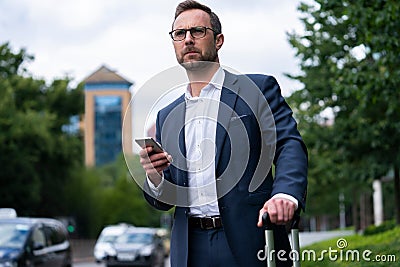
[143,159,169,173]
[257,208,268,227]
[282,201,290,223]
[139,147,153,158]
[287,202,296,221]
[141,151,168,166]
[276,199,289,224]
[267,202,278,224]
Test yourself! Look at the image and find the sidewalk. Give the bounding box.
[295,230,354,247]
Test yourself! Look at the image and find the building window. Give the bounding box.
[94,96,122,165]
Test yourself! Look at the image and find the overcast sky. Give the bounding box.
[1,0,310,145]
[0,0,306,96]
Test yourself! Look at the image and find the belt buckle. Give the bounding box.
[200,217,215,230]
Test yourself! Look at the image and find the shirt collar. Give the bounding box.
[185,67,225,100]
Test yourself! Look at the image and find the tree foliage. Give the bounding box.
[0,42,84,215]
[0,42,166,237]
[65,154,164,238]
[287,1,400,222]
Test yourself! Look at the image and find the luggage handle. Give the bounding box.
[261,211,300,230]
[262,211,301,267]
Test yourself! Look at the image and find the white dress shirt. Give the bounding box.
[183,67,224,216]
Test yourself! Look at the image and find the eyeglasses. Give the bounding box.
[169,26,217,41]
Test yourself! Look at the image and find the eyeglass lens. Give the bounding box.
[172,27,207,40]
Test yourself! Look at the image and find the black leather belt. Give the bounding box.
[189,216,223,230]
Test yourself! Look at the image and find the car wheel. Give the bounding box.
[25,260,34,267]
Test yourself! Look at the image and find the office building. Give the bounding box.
[83,65,133,166]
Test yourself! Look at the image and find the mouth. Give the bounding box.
[185,52,199,57]
[184,48,200,56]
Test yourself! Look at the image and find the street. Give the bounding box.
[70,239,170,267]
[71,230,353,267]
[73,257,170,267]
[74,262,103,267]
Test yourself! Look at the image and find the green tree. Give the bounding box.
[66,154,164,238]
[1,42,168,238]
[0,42,84,216]
[287,1,400,225]
[98,154,162,228]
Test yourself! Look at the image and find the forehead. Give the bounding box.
[173,9,211,29]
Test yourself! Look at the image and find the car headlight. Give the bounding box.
[140,245,153,256]
[107,247,117,257]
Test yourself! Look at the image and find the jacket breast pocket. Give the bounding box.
[229,114,254,128]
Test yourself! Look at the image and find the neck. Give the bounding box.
[186,62,220,97]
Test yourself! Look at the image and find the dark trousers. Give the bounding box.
[188,226,239,267]
[187,225,292,267]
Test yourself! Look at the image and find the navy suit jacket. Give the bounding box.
[144,70,308,267]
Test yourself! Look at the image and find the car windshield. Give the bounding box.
[116,232,152,245]
[0,223,30,249]
[98,234,118,243]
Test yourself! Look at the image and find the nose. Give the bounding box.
[184,30,194,45]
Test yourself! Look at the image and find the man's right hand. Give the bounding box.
[139,146,172,187]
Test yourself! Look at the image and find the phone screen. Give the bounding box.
[135,138,164,153]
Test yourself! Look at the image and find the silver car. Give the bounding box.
[104,227,165,267]
[94,223,134,263]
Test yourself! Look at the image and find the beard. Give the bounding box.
[178,47,218,71]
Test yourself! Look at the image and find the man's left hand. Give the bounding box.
[257,198,296,227]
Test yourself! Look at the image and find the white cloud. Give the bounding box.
[0,0,305,94]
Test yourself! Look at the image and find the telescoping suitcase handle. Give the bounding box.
[262,212,301,267]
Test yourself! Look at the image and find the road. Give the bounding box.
[70,238,171,267]
[74,261,103,267]
[72,230,353,266]
[74,258,170,267]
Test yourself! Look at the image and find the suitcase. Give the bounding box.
[262,212,301,267]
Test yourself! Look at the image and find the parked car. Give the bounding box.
[0,216,72,267]
[155,229,170,257]
[94,223,134,263]
[104,227,165,267]
[0,208,17,219]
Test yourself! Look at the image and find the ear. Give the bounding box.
[215,33,224,51]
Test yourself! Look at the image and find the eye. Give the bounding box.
[192,27,206,36]
[174,29,186,38]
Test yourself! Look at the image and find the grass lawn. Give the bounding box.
[299,226,400,266]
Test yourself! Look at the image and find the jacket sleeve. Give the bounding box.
[143,112,175,211]
[261,75,308,210]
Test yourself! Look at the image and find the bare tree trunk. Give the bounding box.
[394,165,400,225]
[352,193,359,232]
[365,191,372,227]
[360,193,366,230]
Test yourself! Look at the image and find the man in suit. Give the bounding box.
[139,1,307,266]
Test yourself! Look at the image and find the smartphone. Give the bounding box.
[135,137,164,153]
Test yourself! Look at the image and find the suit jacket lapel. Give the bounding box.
[161,95,187,186]
[175,96,188,186]
[215,71,240,167]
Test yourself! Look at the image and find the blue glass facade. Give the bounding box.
[94,95,122,165]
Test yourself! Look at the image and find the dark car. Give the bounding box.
[104,227,165,267]
[0,217,72,267]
